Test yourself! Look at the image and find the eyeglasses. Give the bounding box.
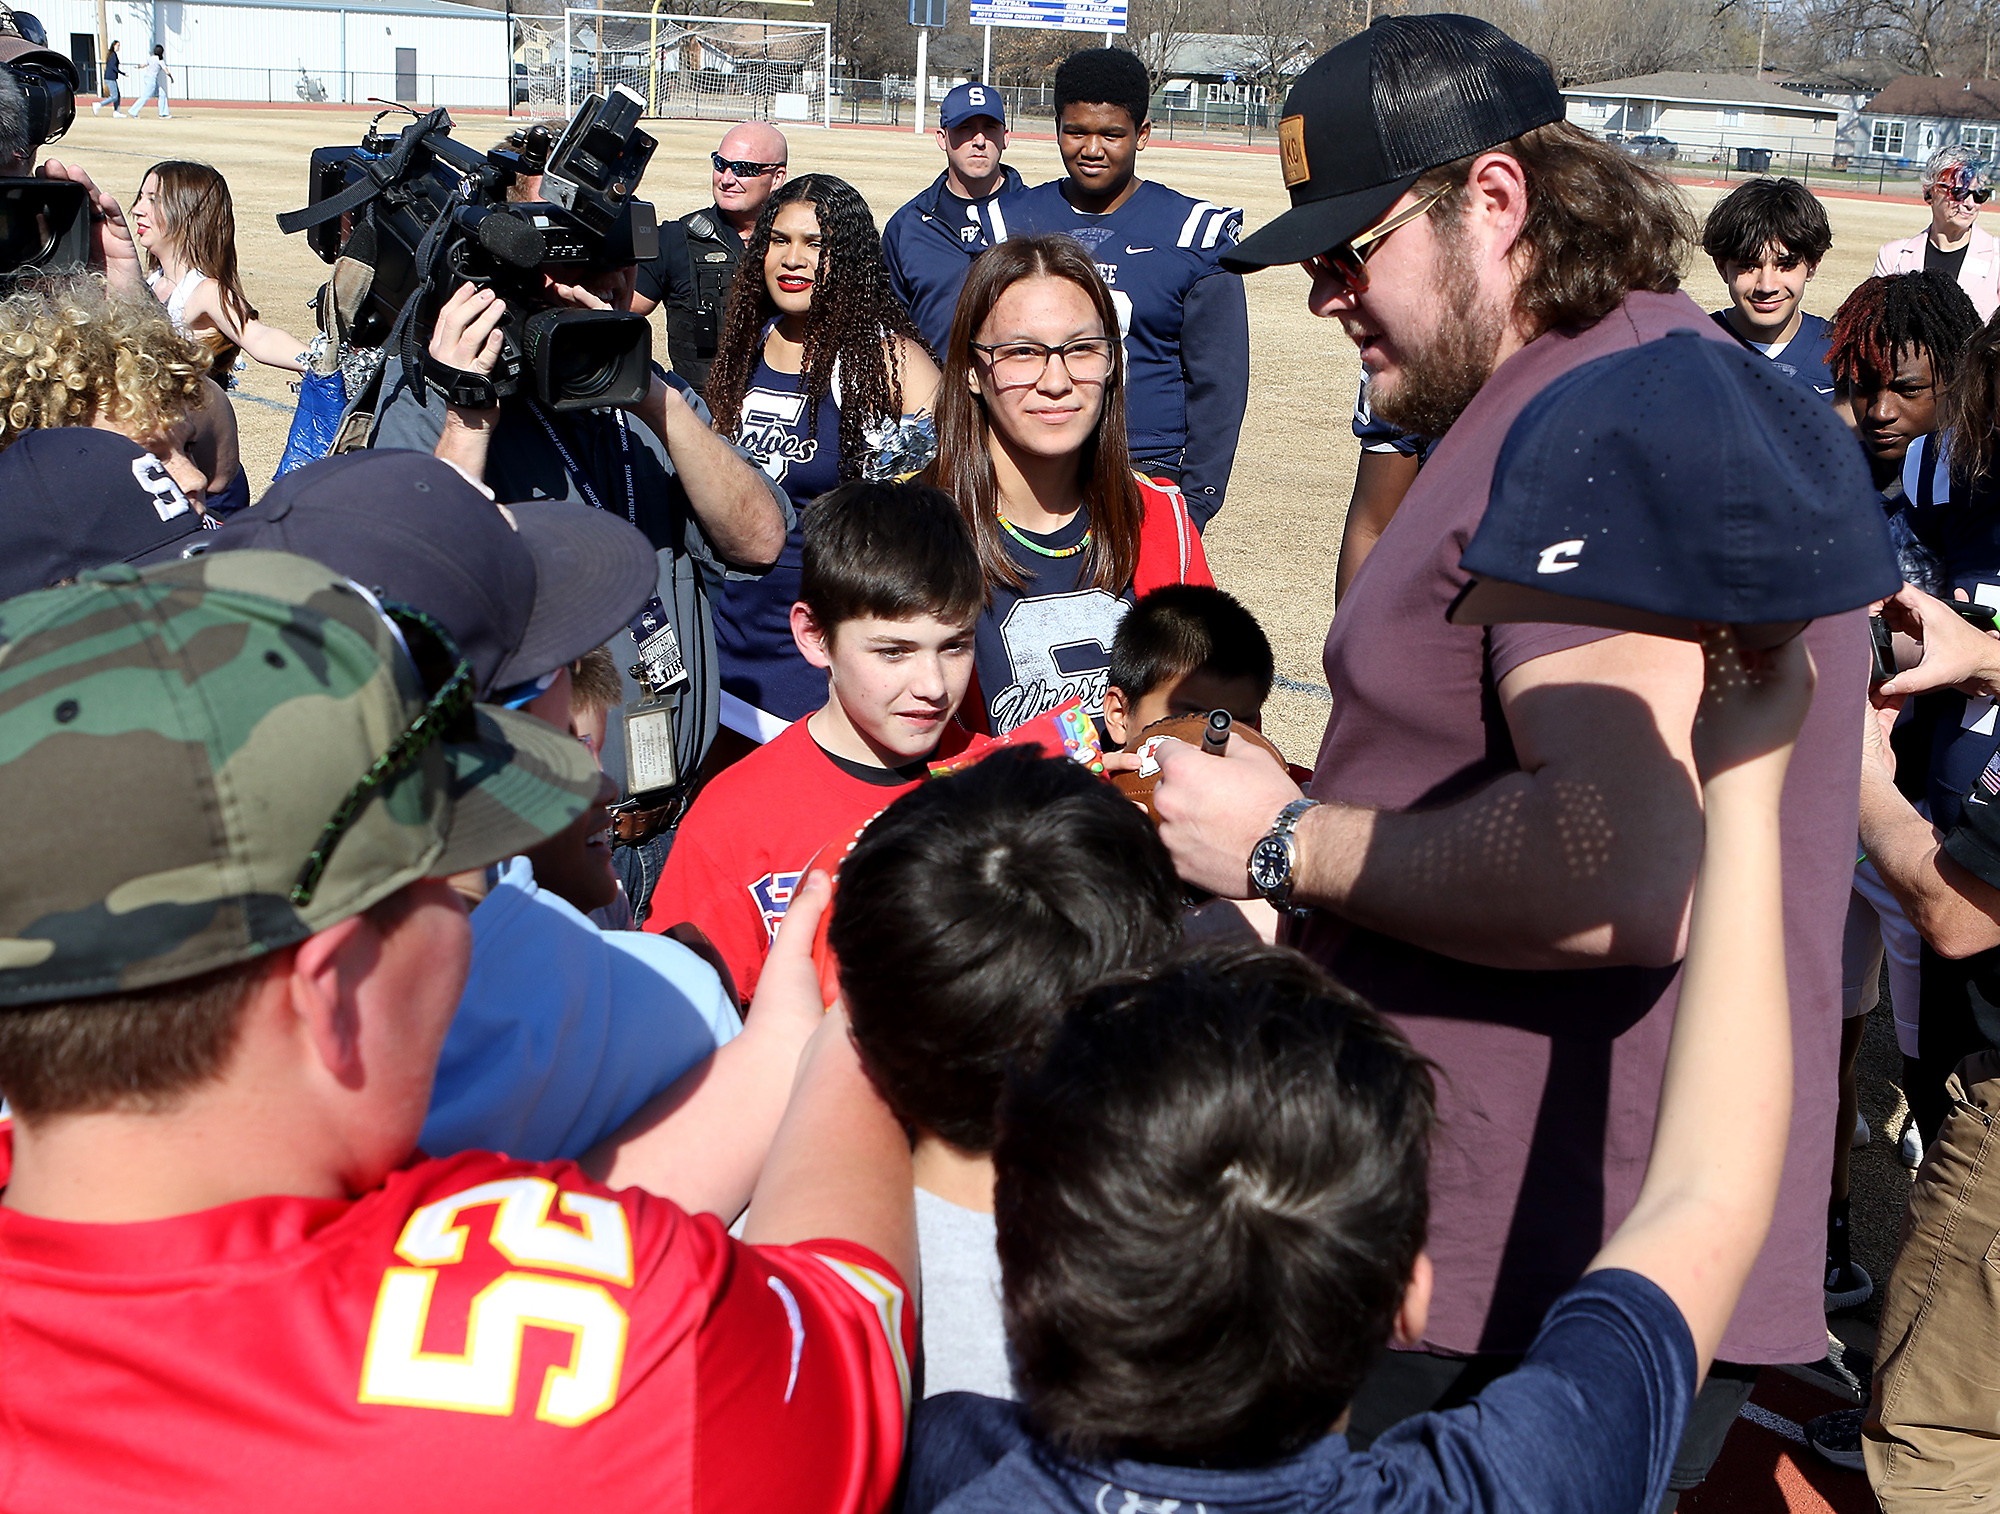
[290,603,476,907]
[968,336,1116,387]
[1942,184,1993,204]
[712,151,783,178]
[1304,184,1453,295]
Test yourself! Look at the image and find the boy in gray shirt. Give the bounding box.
[830,750,1182,1398]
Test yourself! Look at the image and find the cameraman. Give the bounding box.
[372,267,789,920]
[0,26,141,294]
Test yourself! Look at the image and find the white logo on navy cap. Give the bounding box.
[131,455,193,522]
[1536,539,1584,574]
[967,86,988,106]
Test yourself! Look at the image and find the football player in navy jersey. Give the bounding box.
[975,48,1248,530]
[1701,178,1836,400]
[883,83,1025,359]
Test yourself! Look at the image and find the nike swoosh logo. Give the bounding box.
[1125,245,1153,254]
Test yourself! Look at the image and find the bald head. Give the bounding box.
[712,123,788,230]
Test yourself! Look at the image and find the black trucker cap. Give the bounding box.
[199,450,657,697]
[1448,330,1899,643]
[1223,15,1563,273]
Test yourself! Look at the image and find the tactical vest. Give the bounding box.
[668,208,742,395]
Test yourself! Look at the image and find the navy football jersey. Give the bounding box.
[1708,309,1835,399]
[976,179,1245,501]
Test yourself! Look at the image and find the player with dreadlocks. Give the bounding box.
[703,172,941,725]
[1828,269,1980,492]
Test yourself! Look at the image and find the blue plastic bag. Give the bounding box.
[274,367,348,478]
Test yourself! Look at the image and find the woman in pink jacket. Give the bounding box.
[1875,146,2000,322]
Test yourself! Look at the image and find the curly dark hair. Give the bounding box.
[703,173,925,483]
[1054,46,1150,127]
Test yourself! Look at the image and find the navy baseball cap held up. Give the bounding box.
[1448,330,1900,642]
[1223,14,1563,273]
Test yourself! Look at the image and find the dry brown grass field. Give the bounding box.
[52,107,1934,760]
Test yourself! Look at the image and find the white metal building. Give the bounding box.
[38,0,511,109]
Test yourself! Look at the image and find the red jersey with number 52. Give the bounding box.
[0,1139,913,1513]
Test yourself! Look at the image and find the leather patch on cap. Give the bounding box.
[1279,115,1310,188]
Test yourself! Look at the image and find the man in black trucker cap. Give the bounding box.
[1140,15,1872,1497]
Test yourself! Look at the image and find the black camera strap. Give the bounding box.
[532,404,636,527]
[424,359,497,410]
[275,108,454,236]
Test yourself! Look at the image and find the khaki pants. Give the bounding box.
[1866,1049,2000,1506]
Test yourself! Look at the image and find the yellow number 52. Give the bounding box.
[359,1178,633,1427]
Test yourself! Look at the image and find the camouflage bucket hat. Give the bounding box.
[0,550,600,1007]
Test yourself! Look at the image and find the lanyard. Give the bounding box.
[533,404,637,526]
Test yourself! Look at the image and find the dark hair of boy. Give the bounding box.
[1107,583,1274,707]
[1053,46,1150,128]
[832,748,1182,1152]
[1827,269,1981,390]
[994,943,1436,1467]
[1699,177,1832,268]
[800,480,986,633]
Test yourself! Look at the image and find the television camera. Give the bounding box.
[282,86,660,411]
[0,3,89,284]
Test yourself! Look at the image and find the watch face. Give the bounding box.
[1249,835,1291,894]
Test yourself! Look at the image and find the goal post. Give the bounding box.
[542,11,833,127]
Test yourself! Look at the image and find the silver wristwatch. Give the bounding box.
[1248,798,1321,913]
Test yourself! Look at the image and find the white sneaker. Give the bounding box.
[1852,1110,1871,1149]
[90,100,100,114]
[1900,1122,1924,1168]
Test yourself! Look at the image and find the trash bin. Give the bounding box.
[1735,147,1773,172]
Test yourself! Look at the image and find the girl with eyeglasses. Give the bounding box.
[1874,147,2000,322]
[923,233,1211,736]
[703,172,941,724]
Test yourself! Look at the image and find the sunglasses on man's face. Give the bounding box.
[290,602,476,907]
[1303,184,1452,296]
[712,151,782,179]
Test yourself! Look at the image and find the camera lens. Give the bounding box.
[520,307,650,411]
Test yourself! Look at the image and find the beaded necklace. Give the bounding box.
[997,512,1091,559]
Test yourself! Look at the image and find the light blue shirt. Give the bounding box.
[422,856,742,1161]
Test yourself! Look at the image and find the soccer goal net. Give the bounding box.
[526,11,831,124]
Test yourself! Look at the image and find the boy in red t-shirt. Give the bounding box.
[0,554,917,1514]
[649,481,984,1005]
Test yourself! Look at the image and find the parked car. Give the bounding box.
[1625,135,1677,161]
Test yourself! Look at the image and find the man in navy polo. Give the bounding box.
[883,82,1024,359]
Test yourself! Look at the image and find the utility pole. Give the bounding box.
[1756,0,1767,74]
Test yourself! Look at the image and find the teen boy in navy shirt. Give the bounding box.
[904,625,1813,1514]
[977,49,1248,529]
[1702,177,1836,398]
[883,83,1025,359]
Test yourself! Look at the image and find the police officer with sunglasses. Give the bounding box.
[631,123,790,392]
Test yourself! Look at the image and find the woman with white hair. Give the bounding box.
[1876,145,2000,320]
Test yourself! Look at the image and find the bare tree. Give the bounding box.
[1129,0,1225,87]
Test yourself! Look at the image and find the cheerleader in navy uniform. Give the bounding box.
[703,173,940,724]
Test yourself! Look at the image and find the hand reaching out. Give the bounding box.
[1689,626,1815,788]
[1877,583,2000,698]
